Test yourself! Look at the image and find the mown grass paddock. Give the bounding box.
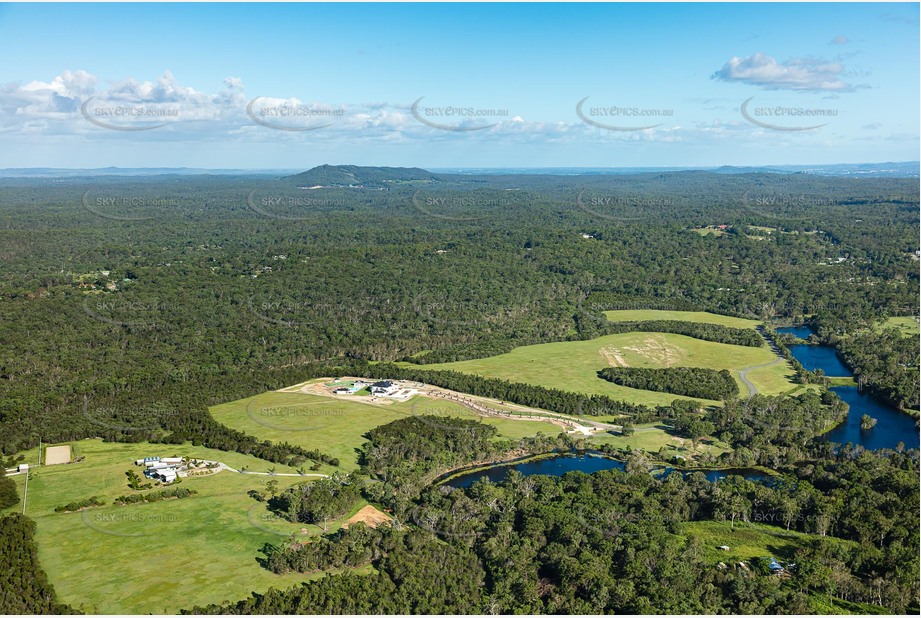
[602,309,761,329]
[211,384,565,471]
[878,315,920,337]
[0,439,374,614]
[408,331,797,407]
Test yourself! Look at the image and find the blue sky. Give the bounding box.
[0,2,917,168]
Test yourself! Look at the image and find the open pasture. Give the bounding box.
[407,331,796,407]
[211,385,565,471]
[1,439,372,614]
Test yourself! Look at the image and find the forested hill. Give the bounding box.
[285,164,441,187]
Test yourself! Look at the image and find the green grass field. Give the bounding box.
[878,316,920,337]
[603,309,761,329]
[684,520,824,565]
[743,360,802,394]
[405,331,796,407]
[1,439,375,614]
[588,423,731,458]
[686,520,883,614]
[211,386,565,471]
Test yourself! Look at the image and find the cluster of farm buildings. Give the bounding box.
[134,456,185,483]
[329,379,418,399]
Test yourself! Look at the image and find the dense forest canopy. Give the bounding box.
[0,166,918,614]
[0,169,917,455]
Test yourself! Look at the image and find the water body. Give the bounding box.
[775,325,815,340]
[825,386,920,451]
[786,344,852,376]
[777,326,851,376]
[443,453,625,488]
[442,453,768,488]
[776,326,919,450]
[657,467,772,484]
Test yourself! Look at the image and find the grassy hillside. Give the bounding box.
[603,309,760,329]
[877,316,920,337]
[1,440,374,614]
[406,332,796,407]
[210,385,564,471]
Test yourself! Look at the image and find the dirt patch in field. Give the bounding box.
[343,505,392,529]
[623,335,684,366]
[44,445,72,465]
[599,345,628,367]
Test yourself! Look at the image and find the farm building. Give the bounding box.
[766,557,785,573]
[136,456,185,484]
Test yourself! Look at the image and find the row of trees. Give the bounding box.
[604,320,763,347]
[0,514,78,614]
[0,469,18,510]
[599,367,739,400]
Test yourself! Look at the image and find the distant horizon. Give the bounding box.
[1,160,918,172]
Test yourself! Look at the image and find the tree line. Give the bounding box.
[599,367,739,400]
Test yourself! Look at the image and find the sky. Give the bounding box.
[0,2,917,169]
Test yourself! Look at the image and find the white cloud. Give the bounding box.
[711,52,855,92]
[830,35,850,45]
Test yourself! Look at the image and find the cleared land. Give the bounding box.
[0,439,373,614]
[344,504,392,529]
[682,520,854,567]
[44,445,72,465]
[588,422,731,458]
[603,309,760,329]
[878,316,920,337]
[210,385,564,471]
[406,331,795,407]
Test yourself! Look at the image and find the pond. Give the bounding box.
[441,453,770,488]
[785,344,852,376]
[775,325,815,340]
[656,467,772,484]
[442,453,624,488]
[776,325,851,376]
[775,326,919,451]
[824,386,920,451]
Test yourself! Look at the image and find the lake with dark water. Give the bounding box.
[442,453,770,488]
[824,386,919,450]
[776,325,815,340]
[776,326,919,450]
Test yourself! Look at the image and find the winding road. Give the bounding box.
[738,327,789,397]
[214,462,329,478]
[738,358,785,397]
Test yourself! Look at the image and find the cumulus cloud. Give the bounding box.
[711,52,854,92]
